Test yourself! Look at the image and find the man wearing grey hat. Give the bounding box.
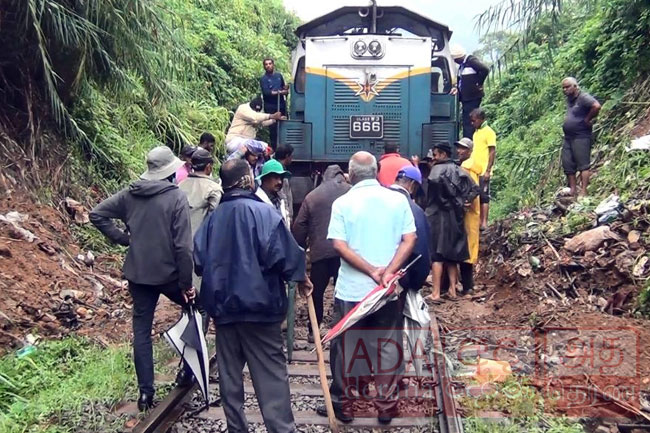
[90,146,195,411]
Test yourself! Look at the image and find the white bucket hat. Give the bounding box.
[450,43,467,60]
[141,146,184,180]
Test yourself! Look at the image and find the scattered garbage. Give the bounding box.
[16,334,39,358]
[474,358,512,384]
[76,251,95,267]
[0,211,37,242]
[594,194,624,225]
[564,225,621,253]
[64,197,90,224]
[626,134,650,152]
[634,256,649,278]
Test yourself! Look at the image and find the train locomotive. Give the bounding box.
[279,1,460,204]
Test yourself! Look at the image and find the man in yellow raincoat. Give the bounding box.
[455,138,481,293]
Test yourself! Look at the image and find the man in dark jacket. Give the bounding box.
[389,166,431,291]
[90,146,195,411]
[425,143,479,301]
[389,165,431,388]
[450,44,490,138]
[194,159,312,433]
[292,165,351,341]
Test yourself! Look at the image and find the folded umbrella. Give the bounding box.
[403,289,431,378]
[321,255,421,346]
[163,305,210,409]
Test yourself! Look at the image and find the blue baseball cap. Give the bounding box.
[397,165,422,185]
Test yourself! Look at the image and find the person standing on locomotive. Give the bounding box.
[260,58,288,150]
[450,44,490,139]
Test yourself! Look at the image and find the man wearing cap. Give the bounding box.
[179,148,223,290]
[449,43,490,139]
[176,144,196,184]
[225,96,283,157]
[390,166,431,293]
[455,138,481,293]
[389,165,431,388]
[193,159,312,433]
[255,159,291,227]
[425,143,479,301]
[90,146,195,411]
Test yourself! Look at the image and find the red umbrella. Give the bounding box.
[321,255,421,346]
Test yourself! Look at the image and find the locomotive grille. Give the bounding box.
[285,125,304,147]
[332,116,363,154]
[330,77,403,153]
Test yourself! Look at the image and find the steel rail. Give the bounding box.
[431,315,464,433]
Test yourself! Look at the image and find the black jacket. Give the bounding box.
[425,160,480,262]
[389,185,431,290]
[90,180,193,290]
[194,189,306,325]
[292,165,351,263]
[458,55,490,102]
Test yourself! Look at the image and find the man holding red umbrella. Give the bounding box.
[316,151,416,424]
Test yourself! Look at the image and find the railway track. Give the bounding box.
[130,314,463,433]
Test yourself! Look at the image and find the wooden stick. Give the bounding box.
[307,295,339,433]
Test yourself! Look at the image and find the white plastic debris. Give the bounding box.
[595,194,621,215]
[0,212,37,242]
[626,134,650,152]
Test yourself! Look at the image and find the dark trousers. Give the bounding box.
[310,257,341,327]
[461,98,482,138]
[329,298,402,413]
[264,105,285,151]
[459,262,474,293]
[216,321,295,433]
[129,280,191,396]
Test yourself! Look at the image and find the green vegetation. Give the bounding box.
[2,339,125,432]
[0,0,298,197]
[460,377,585,433]
[480,0,650,220]
[0,338,178,433]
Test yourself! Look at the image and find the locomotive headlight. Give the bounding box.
[353,40,367,56]
[368,40,382,56]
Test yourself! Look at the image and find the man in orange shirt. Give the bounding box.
[376,142,413,187]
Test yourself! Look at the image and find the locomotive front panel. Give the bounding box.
[304,35,432,161]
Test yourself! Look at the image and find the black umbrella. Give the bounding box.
[163,305,210,409]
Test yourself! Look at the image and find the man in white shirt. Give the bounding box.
[317,151,416,425]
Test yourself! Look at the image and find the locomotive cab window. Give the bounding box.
[431,56,452,94]
[294,56,306,94]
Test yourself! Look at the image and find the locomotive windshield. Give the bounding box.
[296,5,451,50]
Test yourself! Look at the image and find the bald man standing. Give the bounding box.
[317,151,416,425]
[561,77,601,196]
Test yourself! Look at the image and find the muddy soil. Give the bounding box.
[0,194,181,353]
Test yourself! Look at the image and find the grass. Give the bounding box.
[0,337,178,433]
[460,376,585,433]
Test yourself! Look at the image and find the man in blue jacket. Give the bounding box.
[194,159,313,433]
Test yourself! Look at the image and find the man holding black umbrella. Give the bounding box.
[194,159,313,433]
[89,146,196,411]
